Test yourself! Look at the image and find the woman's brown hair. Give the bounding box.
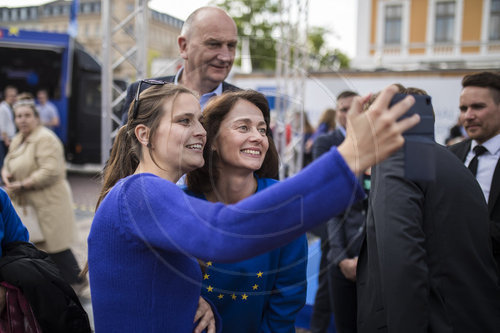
[81,84,197,277]
[186,90,279,194]
[317,108,336,131]
[96,83,197,209]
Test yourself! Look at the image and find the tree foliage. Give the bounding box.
[213,0,279,71]
[308,26,350,70]
[212,0,350,71]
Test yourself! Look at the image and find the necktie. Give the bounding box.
[468,145,488,176]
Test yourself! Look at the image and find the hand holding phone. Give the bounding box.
[390,93,436,182]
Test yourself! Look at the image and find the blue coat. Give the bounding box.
[186,177,307,333]
[0,188,29,255]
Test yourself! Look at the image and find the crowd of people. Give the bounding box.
[0,5,499,333]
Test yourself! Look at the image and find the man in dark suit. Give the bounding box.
[310,90,361,333]
[357,86,500,333]
[121,7,240,123]
[449,71,500,270]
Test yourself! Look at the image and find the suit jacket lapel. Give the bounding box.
[457,139,471,162]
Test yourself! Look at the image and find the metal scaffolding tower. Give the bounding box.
[276,0,309,179]
[100,0,149,165]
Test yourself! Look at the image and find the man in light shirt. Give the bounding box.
[36,89,60,131]
[0,85,17,169]
[449,71,500,271]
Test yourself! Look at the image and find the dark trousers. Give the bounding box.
[310,237,333,333]
[48,249,83,285]
[329,266,357,333]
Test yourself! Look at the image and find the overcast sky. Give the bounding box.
[0,0,357,56]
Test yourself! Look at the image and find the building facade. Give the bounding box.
[353,0,500,70]
[0,0,183,79]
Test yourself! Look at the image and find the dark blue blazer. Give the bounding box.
[121,75,240,124]
[312,129,365,265]
[357,144,500,333]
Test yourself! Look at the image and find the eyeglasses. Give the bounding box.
[131,79,168,120]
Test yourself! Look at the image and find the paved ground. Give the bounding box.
[67,171,101,331]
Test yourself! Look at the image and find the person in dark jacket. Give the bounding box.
[357,86,500,333]
[310,90,360,333]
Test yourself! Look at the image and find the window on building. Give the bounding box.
[83,3,91,14]
[62,5,69,15]
[490,0,500,41]
[384,4,402,44]
[435,1,455,43]
[53,5,60,16]
[30,7,38,19]
[94,2,101,13]
[11,8,18,21]
[20,8,27,20]
[2,9,9,22]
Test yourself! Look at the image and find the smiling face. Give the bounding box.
[150,93,207,177]
[459,86,500,144]
[213,99,269,173]
[179,8,237,92]
[14,104,39,136]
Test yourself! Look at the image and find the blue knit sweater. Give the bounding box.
[88,147,364,333]
[0,188,29,256]
[186,178,307,333]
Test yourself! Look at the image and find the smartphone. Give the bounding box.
[390,93,436,182]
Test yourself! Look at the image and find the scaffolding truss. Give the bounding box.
[100,0,149,164]
[276,0,309,178]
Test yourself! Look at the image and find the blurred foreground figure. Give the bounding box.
[357,86,500,333]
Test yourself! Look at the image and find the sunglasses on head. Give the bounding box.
[131,79,169,120]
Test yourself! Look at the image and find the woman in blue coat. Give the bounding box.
[186,91,307,332]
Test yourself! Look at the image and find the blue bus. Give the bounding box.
[0,27,124,164]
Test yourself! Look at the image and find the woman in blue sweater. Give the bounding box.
[186,91,307,332]
[87,83,418,333]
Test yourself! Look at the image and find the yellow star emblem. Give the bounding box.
[203,274,210,280]
[218,294,224,299]
[8,27,20,36]
[206,285,213,292]
[242,294,248,300]
[206,261,213,267]
[252,284,259,290]
[257,271,263,278]
[231,294,237,300]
